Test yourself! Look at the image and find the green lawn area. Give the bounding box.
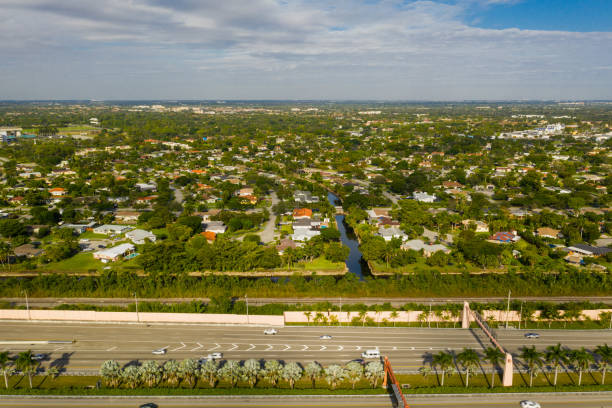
[280,224,293,235]
[78,231,108,240]
[370,257,479,275]
[39,252,104,274]
[285,256,345,272]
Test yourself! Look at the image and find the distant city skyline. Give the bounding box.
[1,0,611,100]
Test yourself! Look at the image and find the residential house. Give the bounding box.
[135,182,157,192]
[93,243,135,262]
[378,226,408,242]
[276,239,298,255]
[236,187,254,197]
[536,227,561,239]
[13,244,43,258]
[413,191,436,203]
[566,244,612,258]
[489,231,520,243]
[293,190,319,204]
[125,229,156,245]
[461,219,489,233]
[293,208,313,219]
[203,221,227,234]
[49,187,66,197]
[401,239,450,257]
[93,224,131,235]
[114,211,141,224]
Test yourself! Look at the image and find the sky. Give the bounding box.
[1,0,611,100]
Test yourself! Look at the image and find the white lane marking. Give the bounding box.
[228,344,238,351]
[338,345,344,351]
[106,346,117,352]
[247,344,256,351]
[54,346,64,352]
[265,344,273,351]
[282,345,290,351]
[392,346,397,350]
[356,346,361,351]
[171,342,186,352]
[208,343,220,351]
[190,343,203,352]
[301,345,308,351]
[320,345,327,351]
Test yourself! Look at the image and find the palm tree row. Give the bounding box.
[423,344,612,388]
[0,350,60,389]
[100,359,385,390]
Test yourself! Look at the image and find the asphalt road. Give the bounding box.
[0,393,610,407]
[3,296,612,308]
[0,322,610,374]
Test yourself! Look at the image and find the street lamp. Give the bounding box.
[23,290,30,321]
[505,290,511,329]
[133,292,139,323]
[245,294,249,324]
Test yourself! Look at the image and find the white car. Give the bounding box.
[151,348,166,355]
[319,335,332,340]
[264,329,278,335]
[207,352,223,360]
[32,353,46,361]
[524,333,540,339]
[520,400,541,408]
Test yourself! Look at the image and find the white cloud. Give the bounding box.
[0,0,610,99]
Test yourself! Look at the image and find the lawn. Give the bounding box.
[370,257,479,275]
[78,231,108,240]
[285,256,345,272]
[39,252,104,274]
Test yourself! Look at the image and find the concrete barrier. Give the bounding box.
[0,309,284,326]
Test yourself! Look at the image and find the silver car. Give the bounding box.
[520,400,541,408]
[524,333,540,339]
[151,348,167,355]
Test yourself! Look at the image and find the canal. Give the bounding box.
[327,192,370,279]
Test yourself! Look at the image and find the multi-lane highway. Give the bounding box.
[0,393,610,408]
[0,322,610,374]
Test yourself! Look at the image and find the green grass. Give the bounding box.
[370,258,481,275]
[280,225,294,235]
[38,252,104,274]
[78,231,108,240]
[278,256,345,272]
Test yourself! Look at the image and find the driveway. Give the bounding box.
[259,191,279,243]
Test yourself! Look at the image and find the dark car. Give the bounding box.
[139,403,158,408]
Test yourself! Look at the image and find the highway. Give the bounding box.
[0,393,610,407]
[0,322,610,374]
[3,296,612,308]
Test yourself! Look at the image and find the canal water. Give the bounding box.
[327,192,369,279]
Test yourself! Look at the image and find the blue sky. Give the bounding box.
[472,0,612,32]
[0,0,611,100]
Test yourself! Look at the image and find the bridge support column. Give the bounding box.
[502,353,513,387]
[461,301,470,329]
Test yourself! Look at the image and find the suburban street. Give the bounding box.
[0,393,610,407]
[0,322,610,374]
[259,192,279,243]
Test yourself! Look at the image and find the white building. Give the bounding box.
[93,243,135,262]
[93,225,131,235]
[125,229,156,245]
[413,191,436,203]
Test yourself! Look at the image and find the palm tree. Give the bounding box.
[241,359,261,388]
[390,310,399,327]
[457,348,480,387]
[121,365,140,389]
[163,360,180,387]
[569,348,594,386]
[198,359,220,388]
[139,360,162,388]
[345,361,363,389]
[520,346,542,387]
[281,362,303,389]
[545,343,567,386]
[100,360,121,388]
[15,350,37,389]
[483,347,505,388]
[324,364,347,390]
[365,361,384,388]
[314,312,325,326]
[46,366,59,382]
[305,362,323,388]
[178,358,198,388]
[418,365,433,386]
[304,311,312,326]
[0,351,13,389]
[263,360,283,387]
[358,310,367,327]
[219,360,241,388]
[431,351,454,386]
[595,344,612,385]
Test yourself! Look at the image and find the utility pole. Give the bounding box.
[505,290,511,329]
[133,292,139,323]
[339,296,342,326]
[245,294,249,324]
[518,301,524,330]
[24,290,30,321]
[428,301,432,329]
